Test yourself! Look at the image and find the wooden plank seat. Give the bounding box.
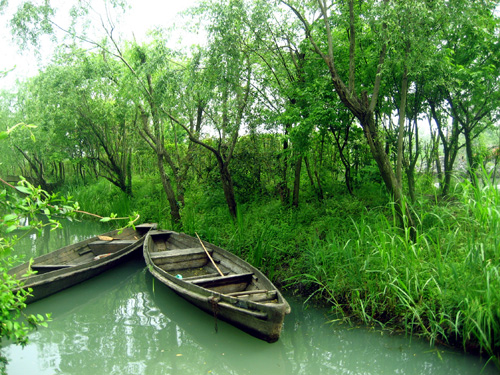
[151,247,211,270]
[182,271,229,281]
[151,247,208,259]
[225,289,269,297]
[225,289,278,303]
[188,272,254,288]
[87,239,137,255]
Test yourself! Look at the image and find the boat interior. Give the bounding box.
[150,233,279,303]
[30,239,137,274]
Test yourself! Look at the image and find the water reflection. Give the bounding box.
[12,219,110,263]
[3,222,498,375]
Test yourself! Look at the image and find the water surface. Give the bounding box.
[3,222,497,374]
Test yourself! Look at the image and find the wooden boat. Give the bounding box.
[143,229,291,342]
[9,223,157,304]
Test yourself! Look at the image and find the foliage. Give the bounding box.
[0,174,79,372]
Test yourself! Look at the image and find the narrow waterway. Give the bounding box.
[3,222,497,374]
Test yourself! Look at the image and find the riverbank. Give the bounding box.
[61,175,500,368]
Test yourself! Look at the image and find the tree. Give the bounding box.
[10,50,138,195]
[421,1,500,196]
[280,0,452,234]
[441,1,500,186]
[167,0,262,219]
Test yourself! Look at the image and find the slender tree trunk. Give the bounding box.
[304,157,316,195]
[405,119,420,203]
[59,162,65,184]
[430,102,461,197]
[292,155,302,208]
[218,160,238,219]
[396,66,408,187]
[157,153,181,227]
[493,150,499,186]
[278,124,291,205]
[315,169,324,200]
[464,126,478,186]
[126,153,133,197]
[330,122,354,195]
[14,145,48,191]
[304,156,324,201]
[434,142,442,185]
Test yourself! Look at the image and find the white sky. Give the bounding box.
[0,0,201,90]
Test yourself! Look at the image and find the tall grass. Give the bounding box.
[285,170,500,367]
[62,179,130,218]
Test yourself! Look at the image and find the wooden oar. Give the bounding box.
[195,232,224,277]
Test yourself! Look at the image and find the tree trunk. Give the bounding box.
[430,102,461,197]
[315,169,324,201]
[292,155,302,208]
[463,126,478,186]
[218,160,238,219]
[157,154,181,227]
[304,156,324,201]
[304,156,321,200]
[278,124,291,204]
[396,66,408,187]
[14,145,48,191]
[126,153,133,197]
[405,124,419,203]
[330,122,354,195]
[493,150,499,186]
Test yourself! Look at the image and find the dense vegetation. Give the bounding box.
[1,0,500,369]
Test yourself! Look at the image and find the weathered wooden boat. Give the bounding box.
[143,229,291,342]
[9,223,157,304]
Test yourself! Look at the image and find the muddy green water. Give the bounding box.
[3,222,497,374]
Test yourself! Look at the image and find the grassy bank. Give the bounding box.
[62,175,500,367]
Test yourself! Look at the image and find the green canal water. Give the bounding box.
[2,221,497,374]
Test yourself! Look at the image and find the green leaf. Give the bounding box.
[0,131,8,140]
[15,186,31,194]
[3,214,18,222]
[100,217,111,222]
[6,225,18,233]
